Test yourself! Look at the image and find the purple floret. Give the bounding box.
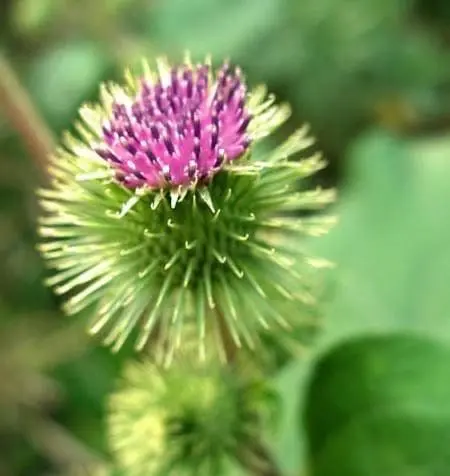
[96,62,252,189]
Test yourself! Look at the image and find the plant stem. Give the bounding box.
[217,309,284,476]
[237,440,283,476]
[0,53,54,180]
[24,413,103,471]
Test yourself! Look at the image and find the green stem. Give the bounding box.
[237,439,283,476]
[0,53,54,180]
[217,308,283,476]
[24,412,103,471]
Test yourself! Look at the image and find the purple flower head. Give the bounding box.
[97,61,252,189]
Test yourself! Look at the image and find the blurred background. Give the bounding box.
[1,0,450,474]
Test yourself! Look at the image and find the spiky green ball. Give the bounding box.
[37,55,335,359]
[108,358,275,476]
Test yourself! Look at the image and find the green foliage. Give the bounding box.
[315,130,450,345]
[26,41,112,130]
[305,334,450,476]
[152,0,280,59]
[11,0,61,36]
[272,131,450,475]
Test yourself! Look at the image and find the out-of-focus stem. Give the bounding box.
[0,54,54,180]
[216,309,283,476]
[25,413,103,471]
[237,439,283,476]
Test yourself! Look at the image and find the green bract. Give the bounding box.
[108,357,276,476]
[37,56,335,361]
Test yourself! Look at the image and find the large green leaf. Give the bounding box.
[315,130,450,346]
[272,129,450,474]
[270,357,312,475]
[304,334,450,475]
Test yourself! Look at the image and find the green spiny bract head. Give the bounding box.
[37,54,335,361]
[108,357,276,476]
[68,464,123,476]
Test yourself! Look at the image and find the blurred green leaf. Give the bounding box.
[222,460,247,476]
[272,129,450,474]
[53,344,127,454]
[26,41,111,129]
[304,334,450,475]
[270,357,312,476]
[152,0,281,59]
[315,130,450,346]
[11,0,62,36]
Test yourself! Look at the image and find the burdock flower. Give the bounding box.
[38,54,335,360]
[108,357,276,476]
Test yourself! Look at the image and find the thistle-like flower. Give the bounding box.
[38,54,335,360]
[108,358,276,476]
[97,59,251,189]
